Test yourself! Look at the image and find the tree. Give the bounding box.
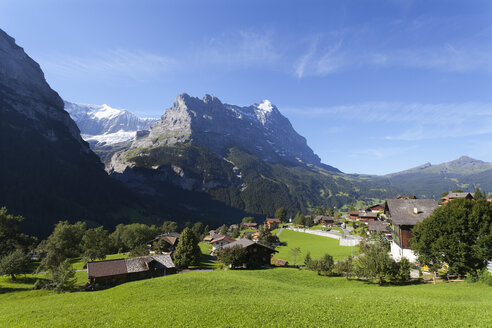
[192,222,206,239]
[354,239,393,284]
[0,249,31,279]
[290,247,301,266]
[412,198,492,277]
[0,207,36,257]
[231,227,240,238]
[173,227,201,269]
[304,251,312,267]
[129,244,149,257]
[303,215,314,228]
[327,207,335,216]
[34,259,76,293]
[307,254,334,276]
[82,226,110,263]
[258,229,279,248]
[390,257,411,283]
[452,189,463,193]
[218,224,228,235]
[40,221,87,270]
[119,223,159,251]
[218,245,247,268]
[334,257,353,280]
[474,187,486,200]
[314,206,326,216]
[275,207,287,221]
[242,217,255,224]
[293,212,304,226]
[161,221,179,234]
[348,203,356,211]
[441,191,449,198]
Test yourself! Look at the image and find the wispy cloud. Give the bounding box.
[284,102,492,141]
[39,49,178,80]
[199,30,280,68]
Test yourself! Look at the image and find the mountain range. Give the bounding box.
[1,27,491,237]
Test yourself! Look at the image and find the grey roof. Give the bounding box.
[222,238,277,252]
[314,216,334,223]
[87,255,175,278]
[359,212,378,218]
[446,192,473,199]
[385,199,438,226]
[368,221,389,232]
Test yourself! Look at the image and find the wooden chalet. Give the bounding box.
[366,204,384,213]
[265,218,281,229]
[147,232,180,253]
[242,222,258,229]
[359,211,378,221]
[313,215,335,227]
[367,220,390,235]
[210,235,236,252]
[87,255,175,288]
[222,239,278,268]
[347,211,360,220]
[385,199,438,262]
[441,192,474,204]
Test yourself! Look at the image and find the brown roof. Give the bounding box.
[222,238,277,252]
[314,216,334,224]
[210,235,236,244]
[348,211,360,216]
[385,199,438,226]
[266,218,281,223]
[243,222,258,227]
[359,212,378,219]
[87,259,127,278]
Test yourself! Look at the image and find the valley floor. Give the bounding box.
[1,268,491,327]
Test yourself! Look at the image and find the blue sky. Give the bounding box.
[1,0,491,174]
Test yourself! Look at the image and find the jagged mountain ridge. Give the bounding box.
[121,94,339,172]
[386,156,492,176]
[64,101,158,147]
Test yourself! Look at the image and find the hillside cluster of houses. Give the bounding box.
[86,191,489,288]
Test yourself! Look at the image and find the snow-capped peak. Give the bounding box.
[257,100,273,113]
[93,104,125,120]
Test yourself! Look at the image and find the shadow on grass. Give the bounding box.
[0,276,48,294]
[198,253,219,269]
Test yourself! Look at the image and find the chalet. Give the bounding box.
[242,222,258,230]
[313,215,335,227]
[210,235,236,252]
[222,238,278,268]
[441,192,474,204]
[366,204,384,213]
[385,199,438,262]
[367,220,390,235]
[87,255,175,288]
[243,231,260,241]
[348,211,360,220]
[265,218,281,229]
[359,212,378,221]
[147,232,180,253]
[229,224,239,231]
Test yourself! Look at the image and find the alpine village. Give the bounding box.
[1,2,492,327]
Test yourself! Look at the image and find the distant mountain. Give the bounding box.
[376,156,492,199]
[0,28,153,237]
[107,94,388,218]
[64,101,158,147]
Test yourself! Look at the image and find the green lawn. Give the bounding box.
[275,229,357,263]
[0,268,491,327]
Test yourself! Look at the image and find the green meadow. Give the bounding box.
[275,229,358,263]
[1,268,491,327]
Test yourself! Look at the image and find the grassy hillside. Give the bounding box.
[275,229,357,263]
[1,269,491,327]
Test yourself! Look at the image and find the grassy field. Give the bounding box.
[0,268,491,327]
[275,229,357,263]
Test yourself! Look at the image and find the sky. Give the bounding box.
[1,0,491,174]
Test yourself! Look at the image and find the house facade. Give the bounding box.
[313,215,334,227]
[265,218,281,229]
[440,192,474,204]
[385,199,438,262]
[222,239,277,268]
[210,235,236,252]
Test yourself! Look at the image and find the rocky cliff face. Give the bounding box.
[65,101,158,147]
[0,28,142,237]
[111,93,337,173]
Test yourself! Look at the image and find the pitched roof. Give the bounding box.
[446,192,474,199]
[87,255,175,278]
[314,215,334,223]
[348,211,360,216]
[368,221,389,232]
[266,218,281,223]
[210,235,236,244]
[222,238,277,252]
[359,212,378,219]
[243,222,258,227]
[385,199,438,226]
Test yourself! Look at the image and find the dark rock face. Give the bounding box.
[0,28,138,237]
[112,93,339,173]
